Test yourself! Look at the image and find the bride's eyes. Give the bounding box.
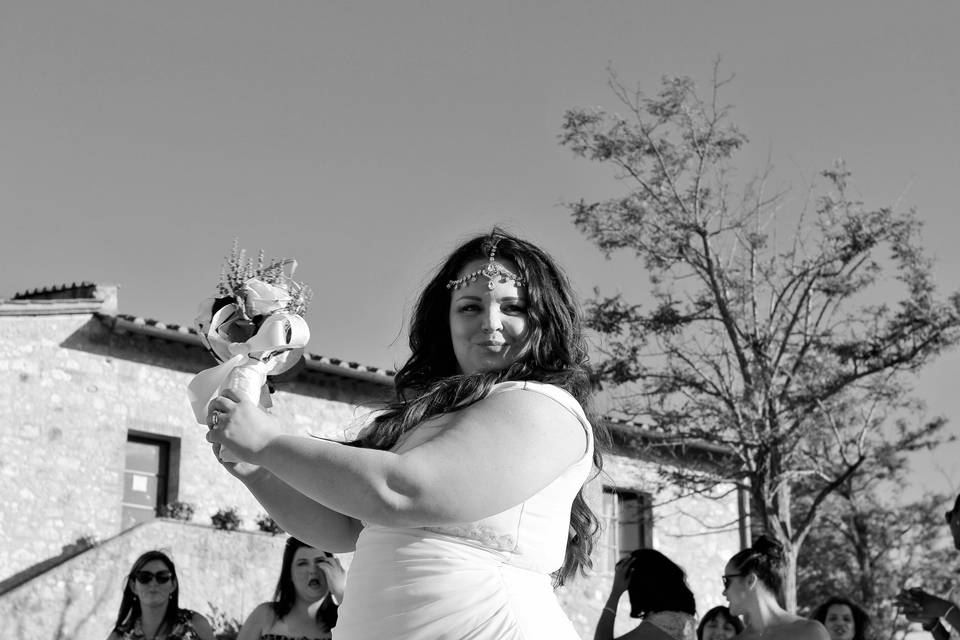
[453,301,527,315]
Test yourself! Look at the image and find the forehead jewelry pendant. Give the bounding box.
[446,238,525,290]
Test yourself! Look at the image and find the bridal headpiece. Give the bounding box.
[446,236,526,291]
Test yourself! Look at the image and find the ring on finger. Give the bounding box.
[211,410,221,427]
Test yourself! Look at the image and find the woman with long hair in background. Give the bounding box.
[106,550,214,640]
[237,537,345,640]
[810,596,870,640]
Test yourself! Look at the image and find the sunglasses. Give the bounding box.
[132,570,173,585]
[722,573,742,589]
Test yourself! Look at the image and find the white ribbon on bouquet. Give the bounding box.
[187,280,310,462]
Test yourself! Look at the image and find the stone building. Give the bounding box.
[0,282,746,640]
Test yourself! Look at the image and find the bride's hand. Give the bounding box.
[211,443,264,480]
[206,389,282,465]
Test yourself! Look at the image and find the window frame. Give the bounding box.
[600,486,653,571]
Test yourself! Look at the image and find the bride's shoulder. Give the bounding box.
[477,381,590,452]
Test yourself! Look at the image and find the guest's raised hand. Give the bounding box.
[319,556,347,602]
[610,555,635,597]
[206,389,282,464]
[895,588,953,621]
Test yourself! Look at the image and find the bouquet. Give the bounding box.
[187,241,312,461]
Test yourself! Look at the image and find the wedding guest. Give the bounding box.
[206,228,609,639]
[722,536,828,640]
[237,537,345,640]
[894,492,960,639]
[594,549,697,640]
[698,606,743,640]
[811,597,870,640]
[106,550,214,640]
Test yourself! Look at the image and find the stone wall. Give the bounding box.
[559,454,742,637]
[0,314,380,582]
[1,518,344,640]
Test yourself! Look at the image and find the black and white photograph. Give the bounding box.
[1,3,958,639]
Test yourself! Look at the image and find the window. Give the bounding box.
[600,487,653,570]
[121,435,179,529]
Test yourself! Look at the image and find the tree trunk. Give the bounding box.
[782,543,798,612]
[751,483,800,611]
[775,480,799,612]
[852,511,877,607]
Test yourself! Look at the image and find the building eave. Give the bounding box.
[0,299,108,316]
[605,418,737,466]
[100,313,396,387]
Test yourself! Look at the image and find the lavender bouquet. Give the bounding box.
[187,241,311,461]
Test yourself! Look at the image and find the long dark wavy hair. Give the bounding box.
[627,549,696,618]
[113,550,180,634]
[350,228,610,585]
[272,537,338,630]
[729,535,786,602]
[811,596,871,640]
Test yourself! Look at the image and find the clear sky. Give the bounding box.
[2,1,957,497]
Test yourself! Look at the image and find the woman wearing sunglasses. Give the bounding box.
[107,550,214,640]
[722,536,827,640]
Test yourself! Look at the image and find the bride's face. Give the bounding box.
[448,258,530,375]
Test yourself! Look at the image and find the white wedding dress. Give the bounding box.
[334,381,594,640]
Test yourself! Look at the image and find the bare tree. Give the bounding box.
[559,63,960,609]
[796,419,956,636]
